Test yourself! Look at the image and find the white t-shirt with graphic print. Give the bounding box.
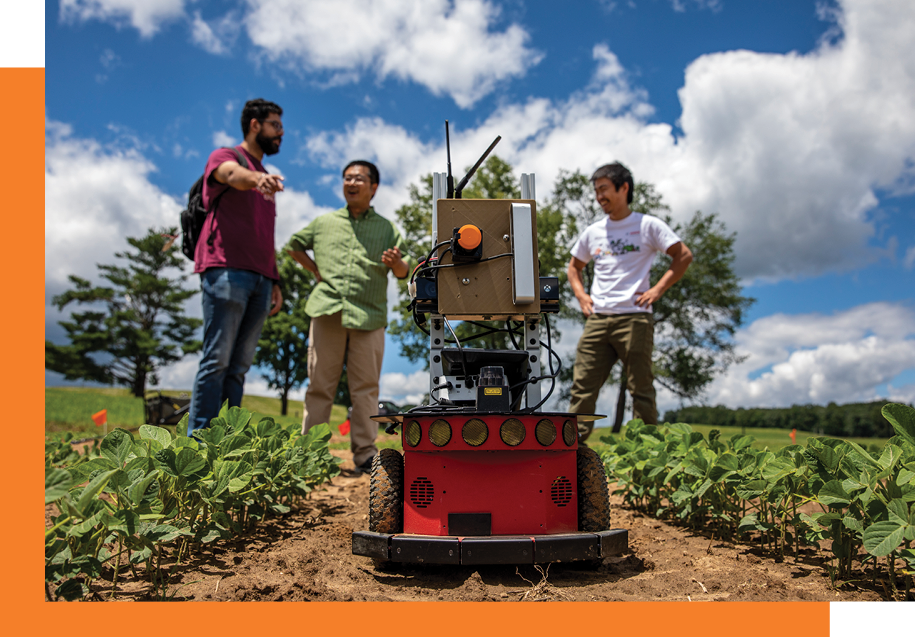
[570,212,681,315]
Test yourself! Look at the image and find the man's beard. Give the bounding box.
[256,132,281,156]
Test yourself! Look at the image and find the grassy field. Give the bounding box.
[46,387,889,453]
[45,387,377,449]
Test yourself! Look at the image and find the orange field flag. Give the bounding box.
[339,419,350,436]
[91,409,108,426]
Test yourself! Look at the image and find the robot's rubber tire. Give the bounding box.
[577,445,611,532]
[369,448,404,534]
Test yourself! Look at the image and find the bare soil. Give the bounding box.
[53,449,890,602]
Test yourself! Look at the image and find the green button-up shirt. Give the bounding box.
[286,206,412,331]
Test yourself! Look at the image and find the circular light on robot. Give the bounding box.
[500,418,526,446]
[429,419,452,447]
[405,420,422,447]
[562,420,576,446]
[535,419,557,446]
[457,224,482,250]
[462,418,488,447]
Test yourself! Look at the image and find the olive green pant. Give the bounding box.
[569,312,657,441]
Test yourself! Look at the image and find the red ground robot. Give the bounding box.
[352,128,628,566]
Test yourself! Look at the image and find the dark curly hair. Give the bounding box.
[241,99,283,136]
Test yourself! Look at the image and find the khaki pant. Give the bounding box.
[301,312,385,467]
[569,312,657,441]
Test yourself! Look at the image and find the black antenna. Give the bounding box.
[454,135,501,199]
[445,120,454,199]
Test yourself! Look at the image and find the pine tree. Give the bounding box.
[45,227,202,397]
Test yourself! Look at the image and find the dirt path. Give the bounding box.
[72,451,883,602]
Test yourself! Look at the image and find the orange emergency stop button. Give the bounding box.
[457,224,482,250]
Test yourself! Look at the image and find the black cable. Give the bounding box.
[410,239,451,284]
[442,317,470,383]
[521,314,561,413]
[430,381,454,405]
[421,252,513,273]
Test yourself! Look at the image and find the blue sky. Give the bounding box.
[40,0,915,419]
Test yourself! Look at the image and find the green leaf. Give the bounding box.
[154,449,179,477]
[882,403,915,446]
[145,524,183,543]
[224,406,252,431]
[842,516,864,533]
[55,579,89,601]
[761,457,795,483]
[127,472,158,506]
[172,436,199,450]
[878,444,904,472]
[887,499,909,525]
[45,468,73,504]
[76,468,120,513]
[174,447,206,477]
[100,429,134,467]
[130,546,153,564]
[176,413,189,438]
[139,424,172,449]
[818,480,852,507]
[103,509,139,535]
[863,521,907,557]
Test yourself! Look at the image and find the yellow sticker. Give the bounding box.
[483,388,502,395]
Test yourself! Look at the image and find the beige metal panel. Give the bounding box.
[435,199,540,317]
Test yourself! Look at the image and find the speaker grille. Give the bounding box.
[462,418,488,446]
[500,418,526,446]
[551,476,572,507]
[535,419,557,446]
[409,477,434,508]
[562,419,577,446]
[405,420,421,447]
[429,419,452,447]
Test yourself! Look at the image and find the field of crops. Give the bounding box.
[45,404,341,600]
[45,386,912,601]
[599,403,915,599]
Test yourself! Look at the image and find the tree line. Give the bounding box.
[662,400,909,439]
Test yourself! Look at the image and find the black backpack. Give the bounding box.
[180,147,249,260]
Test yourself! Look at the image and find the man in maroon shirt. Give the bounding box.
[188,99,285,434]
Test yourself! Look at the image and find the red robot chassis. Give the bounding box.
[352,412,627,566]
[351,126,628,566]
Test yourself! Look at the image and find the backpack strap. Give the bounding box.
[206,146,254,247]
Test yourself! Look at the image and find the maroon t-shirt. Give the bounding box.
[194,146,279,280]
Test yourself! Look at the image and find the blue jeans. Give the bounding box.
[189,268,273,434]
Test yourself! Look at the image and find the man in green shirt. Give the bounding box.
[286,160,411,472]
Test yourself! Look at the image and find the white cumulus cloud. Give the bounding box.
[706,302,915,408]
[379,370,429,405]
[243,0,542,108]
[303,0,915,281]
[59,0,187,37]
[45,120,183,298]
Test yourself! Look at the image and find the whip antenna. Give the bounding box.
[454,135,501,199]
[445,120,454,199]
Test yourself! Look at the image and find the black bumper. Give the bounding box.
[352,529,628,565]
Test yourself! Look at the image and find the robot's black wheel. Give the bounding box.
[369,448,404,534]
[577,446,611,532]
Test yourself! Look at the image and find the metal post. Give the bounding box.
[524,317,541,408]
[520,173,536,201]
[430,316,446,402]
[432,172,445,245]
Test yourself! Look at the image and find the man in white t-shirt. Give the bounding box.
[567,162,693,441]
